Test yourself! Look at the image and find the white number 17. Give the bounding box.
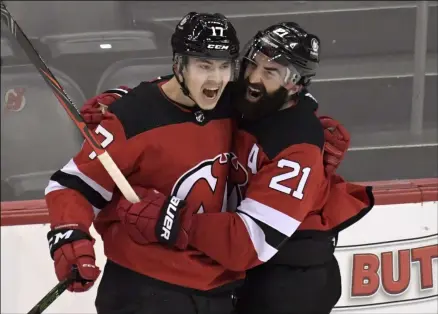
[211,26,224,37]
[269,159,311,200]
[88,125,114,159]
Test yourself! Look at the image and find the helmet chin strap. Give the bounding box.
[172,56,199,106]
[286,87,302,103]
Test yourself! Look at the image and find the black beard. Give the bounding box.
[231,77,288,121]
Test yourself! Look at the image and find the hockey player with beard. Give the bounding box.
[227,22,375,314]
[44,12,247,314]
[80,22,374,314]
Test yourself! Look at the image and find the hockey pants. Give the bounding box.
[234,256,342,314]
[95,260,235,314]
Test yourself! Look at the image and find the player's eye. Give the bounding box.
[199,64,211,70]
[264,70,275,78]
[220,63,231,70]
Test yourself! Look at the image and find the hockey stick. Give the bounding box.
[0,2,140,203]
[27,267,78,314]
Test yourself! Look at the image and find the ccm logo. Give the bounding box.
[160,196,182,240]
[207,44,229,50]
[48,230,74,250]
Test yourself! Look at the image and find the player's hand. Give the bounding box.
[47,224,101,292]
[80,86,131,128]
[319,116,350,176]
[117,187,194,250]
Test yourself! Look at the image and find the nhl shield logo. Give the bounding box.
[194,110,205,123]
[4,87,26,112]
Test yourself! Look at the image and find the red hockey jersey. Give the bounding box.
[187,92,374,271]
[45,78,246,292]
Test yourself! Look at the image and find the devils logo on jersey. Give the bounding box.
[4,87,26,112]
[227,152,249,211]
[171,153,248,214]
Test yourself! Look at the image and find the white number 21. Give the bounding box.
[269,159,311,200]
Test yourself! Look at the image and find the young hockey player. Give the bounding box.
[45,12,246,314]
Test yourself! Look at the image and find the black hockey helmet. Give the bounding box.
[170,12,240,98]
[242,22,320,86]
[171,12,240,60]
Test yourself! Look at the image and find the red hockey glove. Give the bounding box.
[117,187,194,250]
[47,224,101,292]
[319,116,351,176]
[80,86,131,128]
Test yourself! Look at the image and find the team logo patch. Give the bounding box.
[4,87,26,112]
[171,153,248,214]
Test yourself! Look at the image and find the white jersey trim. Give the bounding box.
[45,158,113,201]
[238,197,301,237]
[236,212,278,262]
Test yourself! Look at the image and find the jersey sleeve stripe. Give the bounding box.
[60,159,112,200]
[44,158,112,209]
[45,180,66,194]
[237,198,301,237]
[237,209,290,249]
[47,170,110,210]
[45,181,103,217]
[236,212,278,262]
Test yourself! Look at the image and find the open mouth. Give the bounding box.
[203,87,219,99]
[246,86,262,102]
